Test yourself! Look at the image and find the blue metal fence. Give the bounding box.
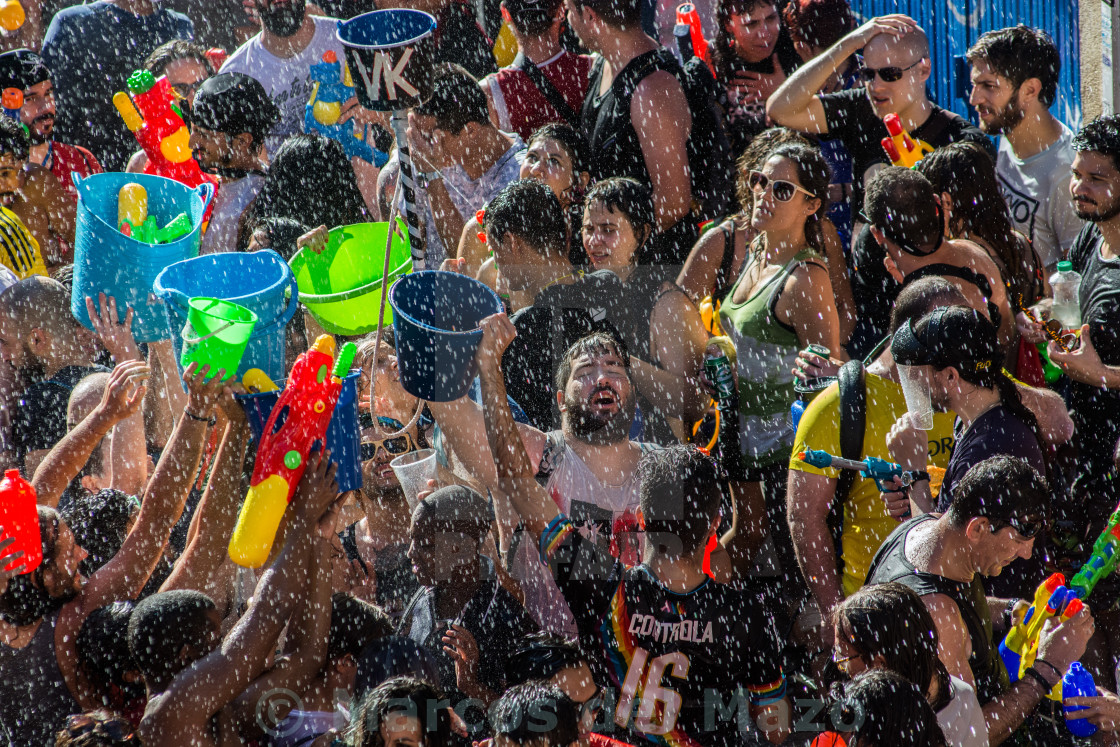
[847,0,1082,128]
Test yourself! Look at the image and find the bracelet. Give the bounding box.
[1024,666,1057,693]
[1034,658,1062,680]
[184,409,214,425]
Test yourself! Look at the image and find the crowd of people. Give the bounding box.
[0,0,1116,745]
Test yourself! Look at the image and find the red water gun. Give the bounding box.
[675,3,713,75]
[113,70,217,194]
[228,336,357,568]
[880,112,930,168]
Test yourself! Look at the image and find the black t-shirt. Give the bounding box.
[1068,225,1120,507]
[716,28,801,157]
[935,404,1047,600]
[542,515,786,746]
[12,365,111,470]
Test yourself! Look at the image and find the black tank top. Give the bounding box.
[0,610,82,745]
[866,515,1010,705]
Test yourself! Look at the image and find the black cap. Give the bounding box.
[190,72,279,137]
[891,305,1001,374]
[0,49,49,91]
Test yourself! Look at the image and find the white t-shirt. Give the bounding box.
[997,122,1083,269]
[199,173,265,255]
[937,675,989,747]
[221,16,344,158]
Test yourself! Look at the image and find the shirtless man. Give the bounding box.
[0,114,74,269]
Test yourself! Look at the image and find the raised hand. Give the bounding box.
[182,363,228,422]
[475,312,517,377]
[294,451,340,527]
[96,360,151,425]
[85,293,141,362]
[295,225,330,255]
[0,532,27,594]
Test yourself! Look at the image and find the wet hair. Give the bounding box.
[864,166,942,253]
[345,676,456,747]
[917,141,1040,305]
[734,127,811,215]
[77,601,144,711]
[888,276,967,335]
[584,177,655,248]
[1073,115,1120,173]
[0,275,76,341]
[966,25,1060,107]
[0,506,74,627]
[0,113,29,161]
[61,489,137,578]
[490,682,580,746]
[638,445,722,556]
[503,0,563,35]
[239,215,312,259]
[128,590,217,685]
[569,0,642,29]
[762,143,832,253]
[553,331,632,393]
[484,179,568,257]
[782,0,854,50]
[528,123,589,179]
[328,593,393,662]
[55,710,136,746]
[712,0,779,81]
[414,64,489,133]
[946,455,1049,530]
[414,485,493,542]
[830,670,947,747]
[508,633,587,686]
[834,583,952,711]
[143,39,215,79]
[244,134,368,239]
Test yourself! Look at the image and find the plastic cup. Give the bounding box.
[180,297,258,381]
[391,448,437,509]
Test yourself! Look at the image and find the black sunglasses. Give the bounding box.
[748,170,816,202]
[858,57,925,83]
[989,515,1045,541]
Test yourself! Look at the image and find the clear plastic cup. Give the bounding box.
[391,448,438,509]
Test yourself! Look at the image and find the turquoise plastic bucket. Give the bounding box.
[153,250,298,382]
[389,271,504,402]
[70,172,215,343]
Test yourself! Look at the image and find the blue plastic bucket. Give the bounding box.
[237,371,362,492]
[337,9,437,111]
[389,271,504,402]
[153,250,298,382]
[70,172,215,343]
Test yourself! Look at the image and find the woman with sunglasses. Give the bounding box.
[716,142,839,597]
[832,582,986,746]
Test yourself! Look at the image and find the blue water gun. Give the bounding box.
[797,447,925,493]
[305,51,387,166]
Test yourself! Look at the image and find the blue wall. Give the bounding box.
[847,0,1082,128]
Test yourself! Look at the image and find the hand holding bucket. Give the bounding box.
[180,297,258,382]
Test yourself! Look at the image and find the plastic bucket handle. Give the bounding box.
[195,182,216,213]
[181,320,233,345]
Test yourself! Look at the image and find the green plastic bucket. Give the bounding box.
[180,297,259,380]
[289,219,412,335]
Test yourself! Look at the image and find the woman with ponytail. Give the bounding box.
[888,304,1046,599]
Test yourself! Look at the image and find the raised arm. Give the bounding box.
[767,15,919,134]
[138,454,341,745]
[643,288,710,424]
[476,313,560,541]
[31,360,149,508]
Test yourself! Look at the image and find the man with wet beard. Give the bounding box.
[221,0,345,158]
[0,49,102,204]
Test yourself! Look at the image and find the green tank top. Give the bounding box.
[718,247,820,468]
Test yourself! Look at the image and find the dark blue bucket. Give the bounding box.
[237,371,362,492]
[153,250,298,383]
[389,271,504,402]
[70,172,215,343]
[337,9,437,111]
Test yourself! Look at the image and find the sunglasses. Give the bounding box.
[748,170,816,202]
[988,515,1045,541]
[858,57,925,83]
[1017,294,1081,353]
[360,415,416,461]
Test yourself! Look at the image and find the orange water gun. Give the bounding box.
[675,3,713,75]
[113,70,218,196]
[227,336,356,568]
[880,113,932,168]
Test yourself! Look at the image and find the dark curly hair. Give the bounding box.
[1073,115,1120,173]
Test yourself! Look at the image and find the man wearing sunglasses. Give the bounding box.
[866,456,1095,746]
[767,13,991,358]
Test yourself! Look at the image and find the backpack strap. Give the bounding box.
[711,221,737,301]
[904,263,1002,331]
[831,359,867,569]
[516,53,582,129]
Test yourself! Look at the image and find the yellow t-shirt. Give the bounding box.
[789,372,956,596]
[0,206,44,278]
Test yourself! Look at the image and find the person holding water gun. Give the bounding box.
[866,456,1095,746]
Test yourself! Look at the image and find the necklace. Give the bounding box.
[540,268,585,292]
